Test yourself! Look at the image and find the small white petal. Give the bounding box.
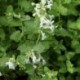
[6,61,15,70]
[33,65,37,69]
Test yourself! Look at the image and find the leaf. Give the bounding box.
[0,16,22,27]
[0,28,5,40]
[66,60,74,73]
[0,17,8,26]
[65,52,75,60]
[23,18,40,34]
[33,42,51,54]
[76,18,80,29]
[57,4,68,15]
[68,19,80,30]
[0,56,10,68]
[17,41,33,53]
[59,64,67,73]
[19,0,33,12]
[55,28,70,37]
[63,0,71,4]
[68,20,76,29]
[9,19,22,27]
[44,67,58,78]
[10,31,22,42]
[17,54,26,69]
[71,40,80,53]
[25,64,34,75]
[59,76,65,80]
[6,5,13,15]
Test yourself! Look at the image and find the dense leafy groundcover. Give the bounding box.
[0,0,80,80]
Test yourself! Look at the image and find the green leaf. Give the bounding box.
[68,20,76,29]
[17,54,26,69]
[59,76,65,80]
[9,19,22,27]
[17,41,33,53]
[55,28,70,37]
[25,64,34,75]
[63,0,71,4]
[59,64,67,73]
[10,31,22,42]
[66,60,74,73]
[44,67,58,78]
[65,52,75,60]
[5,5,13,15]
[0,56,10,68]
[23,18,40,34]
[76,18,80,29]
[19,0,33,12]
[33,42,50,54]
[68,19,80,30]
[0,28,5,40]
[57,4,68,15]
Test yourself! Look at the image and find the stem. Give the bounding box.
[36,30,41,44]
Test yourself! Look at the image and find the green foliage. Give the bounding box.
[0,0,80,80]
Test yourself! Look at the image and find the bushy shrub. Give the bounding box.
[0,0,80,80]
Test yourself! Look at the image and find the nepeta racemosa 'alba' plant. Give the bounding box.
[32,0,55,40]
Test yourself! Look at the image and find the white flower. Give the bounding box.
[5,57,15,70]
[6,61,15,70]
[33,3,41,17]
[31,51,41,64]
[33,65,37,69]
[46,0,53,9]
[41,0,46,5]
[31,53,37,63]
[40,16,47,28]
[40,16,54,32]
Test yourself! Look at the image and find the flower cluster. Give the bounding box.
[25,50,46,68]
[32,0,54,40]
[40,16,54,32]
